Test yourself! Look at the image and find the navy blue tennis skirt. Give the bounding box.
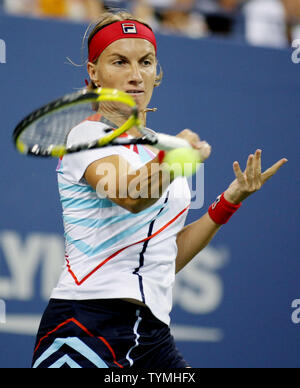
[31,299,188,369]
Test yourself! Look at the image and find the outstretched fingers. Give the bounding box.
[261,158,288,184]
[233,161,245,186]
[245,153,255,188]
[225,150,287,205]
[253,149,262,189]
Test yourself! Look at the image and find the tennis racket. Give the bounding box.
[13,88,193,158]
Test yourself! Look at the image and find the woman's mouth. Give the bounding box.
[126,90,145,97]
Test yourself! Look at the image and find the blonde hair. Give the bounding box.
[86,11,163,90]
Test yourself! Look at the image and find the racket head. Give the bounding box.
[13,88,138,158]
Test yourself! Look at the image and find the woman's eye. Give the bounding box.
[114,60,126,66]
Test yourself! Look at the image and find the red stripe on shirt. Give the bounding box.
[66,204,190,286]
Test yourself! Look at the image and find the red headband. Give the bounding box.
[88,20,157,63]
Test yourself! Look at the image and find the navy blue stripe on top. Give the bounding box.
[133,192,170,304]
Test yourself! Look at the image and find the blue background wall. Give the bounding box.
[0,14,299,368]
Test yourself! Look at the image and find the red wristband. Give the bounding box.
[208,193,242,225]
[157,150,166,164]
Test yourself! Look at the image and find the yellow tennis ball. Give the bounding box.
[163,148,202,177]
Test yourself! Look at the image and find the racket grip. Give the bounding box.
[156,133,192,151]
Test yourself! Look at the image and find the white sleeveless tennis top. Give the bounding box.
[51,120,191,325]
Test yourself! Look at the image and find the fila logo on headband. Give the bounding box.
[122,23,137,34]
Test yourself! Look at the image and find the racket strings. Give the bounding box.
[18,104,92,148]
[18,100,134,150]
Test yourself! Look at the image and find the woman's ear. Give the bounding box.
[154,61,163,88]
[87,61,99,86]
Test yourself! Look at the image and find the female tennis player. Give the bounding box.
[31,11,287,369]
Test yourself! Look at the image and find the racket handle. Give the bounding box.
[156,133,192,151]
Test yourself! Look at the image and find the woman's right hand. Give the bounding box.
[176,129,212,162]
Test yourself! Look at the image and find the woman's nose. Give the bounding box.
[128,64,143,84]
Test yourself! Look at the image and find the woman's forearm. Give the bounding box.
[126,153,174,212]
[175,213,221,274]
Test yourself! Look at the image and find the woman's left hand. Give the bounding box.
[224,149,288,204]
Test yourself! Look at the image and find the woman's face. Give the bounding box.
[88,38,157,114]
